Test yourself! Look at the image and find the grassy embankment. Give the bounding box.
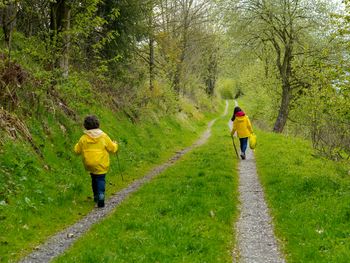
[254,130,350,262]
[53,104,238,262]
[0,107,219,261]
[0,60,222,262]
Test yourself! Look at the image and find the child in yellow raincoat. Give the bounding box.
[74,115,118,207]
[230,107,253,160]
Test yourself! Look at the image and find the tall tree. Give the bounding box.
[50,0,71,76]
[0,0,19,57]
[156,0,215,95]
[148,8,156,90]
[224,0,329,132]
[16,0,50,37]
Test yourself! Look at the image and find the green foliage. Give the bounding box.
[291,83,350,160]
[255,130,350,262]
[54,109,238,263]
[4,0,223,110]
[282,36,350,160]
[191,88,217,112]
[230,58,279,130]
[150,1,221,96]
[219,0,339,132]
[131,81,179,122]
[217,78,235,99]
[226,18,349,160]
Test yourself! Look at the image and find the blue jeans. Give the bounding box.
[91,174,106,202]
[239,137,248,154]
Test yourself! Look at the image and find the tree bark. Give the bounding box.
[173,30,187,94]
[172,0,193,94]
[273,82,291,132]
[206,45,219,96]
[50,0,71,77]
[1,3,18,58]
[149,13,155,90]
[59,6,70,78]
[273,41,293,133]
[149,37,155,90]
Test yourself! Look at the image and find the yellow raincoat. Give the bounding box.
[231,115,253,138]
[74,129,118,174]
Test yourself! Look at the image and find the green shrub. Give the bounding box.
[218,78,235,99]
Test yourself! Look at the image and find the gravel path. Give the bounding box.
[233,149,285,263]
[19,103,227,263]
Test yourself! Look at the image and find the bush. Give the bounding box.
[218,78,235,99]
[291,85,350,160]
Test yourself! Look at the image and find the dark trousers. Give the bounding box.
[239,137,248,154]
[90,174,106,202]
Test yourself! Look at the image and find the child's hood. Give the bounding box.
[84,129,104,139]
[236,115,247,122]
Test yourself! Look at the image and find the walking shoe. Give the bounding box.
[240,153,246,160]
[97,200,105,208]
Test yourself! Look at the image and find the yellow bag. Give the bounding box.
[249,133,257,149]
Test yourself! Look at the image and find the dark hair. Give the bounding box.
[84,115,100,130]
[231,106,242,121]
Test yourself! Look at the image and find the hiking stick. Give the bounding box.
[231,135,239,159]
[116,153,124,181]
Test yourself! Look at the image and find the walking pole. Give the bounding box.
[116,153,124,181]
[231,135,239,159]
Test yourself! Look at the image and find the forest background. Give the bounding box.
[0,0,349,261]
[0,0,349,159]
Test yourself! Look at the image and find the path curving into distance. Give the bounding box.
[19,103,228,263]
[232,107,285,262]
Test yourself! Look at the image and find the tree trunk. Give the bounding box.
[273,82,290,132]
[205,50,218,96]
[172,0,192,94]
[149,37,155,90]
[1,3,17,58]
[50,0,65,34]
[149,14,155,90]
[59,6,70,78]
[173,62,182,94]
[173,27,188,93]
[273,42,293,133]
[50,0,71,77]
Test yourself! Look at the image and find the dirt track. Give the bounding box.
[19,105,222,263]
[232,101,285,263]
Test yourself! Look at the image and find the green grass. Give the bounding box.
[53,108,238,263]
[0,96,219,263]
[254,130,350,263]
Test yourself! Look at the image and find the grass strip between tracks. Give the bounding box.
[54,111,238,263]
